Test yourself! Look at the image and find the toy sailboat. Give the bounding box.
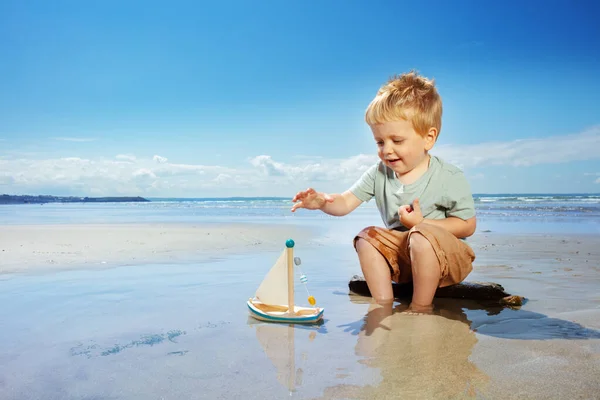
[247,239,324,324]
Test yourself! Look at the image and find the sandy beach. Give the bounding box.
[1,222,599,399]
[0,223,316,275]
[319,231,600,400]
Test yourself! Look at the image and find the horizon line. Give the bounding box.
[3,193,600,199]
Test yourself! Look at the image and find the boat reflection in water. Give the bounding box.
[247,318,321,396]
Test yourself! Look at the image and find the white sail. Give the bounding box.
[255,249,289,306]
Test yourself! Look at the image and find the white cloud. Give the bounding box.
[0,155,234,196]
[0,174,15,185]
[116,154,136,162]
[156,163,208,175]
[248,153,377,184]
[52,137,97,142]
[249,155,287,177]
[213,174,232,184]
[434,126,600,168]
[1,126,599,196]
[291,154,326,161]
[133,168,157,179]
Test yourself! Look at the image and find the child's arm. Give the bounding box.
[399,200,477,238]
[320,190,363,216]
[426,216,476,238]
[291,188,362,216]
[399,165,478,239]
[292,163,377,216]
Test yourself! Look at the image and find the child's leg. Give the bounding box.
[355,238,394,304]
[354,224,474,314]
[407,232,441,312]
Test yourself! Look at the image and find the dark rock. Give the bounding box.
[348,275,518,302]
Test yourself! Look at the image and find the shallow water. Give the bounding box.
[0,247,369,399]
[1,196,599,235]
[1,241,599,399]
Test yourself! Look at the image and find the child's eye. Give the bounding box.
[393,140,404,144]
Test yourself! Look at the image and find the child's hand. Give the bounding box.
[398,198,424,229]
[291,188,334,212]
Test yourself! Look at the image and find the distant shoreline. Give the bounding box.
[0,194,149,204]
[1,192,598,205]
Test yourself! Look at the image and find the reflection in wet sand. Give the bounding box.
[248,319,320,396]
[319,299,490,399]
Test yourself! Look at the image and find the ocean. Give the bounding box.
[1,194,599,234]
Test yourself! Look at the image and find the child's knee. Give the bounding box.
[355,236,374,255]
[408,232,433,257]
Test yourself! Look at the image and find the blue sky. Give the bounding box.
[1,0,599,197]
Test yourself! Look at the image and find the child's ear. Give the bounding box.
[425,127,437,150]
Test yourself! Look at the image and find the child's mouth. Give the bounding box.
[387,158,400,164]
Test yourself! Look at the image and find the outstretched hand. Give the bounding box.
[399,198,424,229]
[291,188,334,212]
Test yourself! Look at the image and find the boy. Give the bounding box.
[291,71,476,314]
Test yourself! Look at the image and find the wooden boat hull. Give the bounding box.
[247,299,324,324]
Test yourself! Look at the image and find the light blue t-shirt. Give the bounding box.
[349,155,475,232]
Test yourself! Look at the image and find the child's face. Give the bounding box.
[370,118,437,178]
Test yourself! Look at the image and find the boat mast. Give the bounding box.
[286,239,295,315]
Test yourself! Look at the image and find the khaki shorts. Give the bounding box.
[353,223,475,288]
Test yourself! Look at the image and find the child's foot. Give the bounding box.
[401,302,434,315]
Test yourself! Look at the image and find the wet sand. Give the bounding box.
[0,223,316,274]
[0,224,599,399]
[318,231,600,399]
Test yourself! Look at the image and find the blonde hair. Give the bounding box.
[365,70,442,137]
